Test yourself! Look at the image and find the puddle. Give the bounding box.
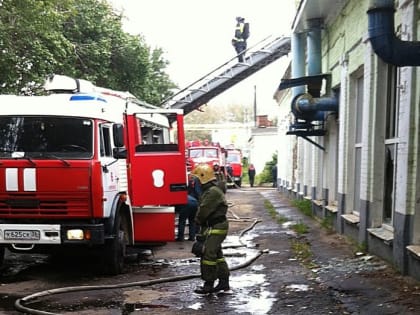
[188,302,202,310]
[315,256,390,274]
[229,273,276,314]
[285,284,311,292]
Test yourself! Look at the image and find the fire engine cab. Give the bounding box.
[0,75,187,274]
[225,146,243,187]
[186,140,226,172]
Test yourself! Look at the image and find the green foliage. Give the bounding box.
[290,239,317,269]
[242,161,250,185]
[264,199,289,224]
[185,103,253,125]
[0,0,175,104]
[256,153,277,184]
[291,222,309,235]
[291,199,313,217]
[321,215,334,233]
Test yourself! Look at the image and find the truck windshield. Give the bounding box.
[0,116,93,159]
[227,154,241,163]
[189,148,218,158]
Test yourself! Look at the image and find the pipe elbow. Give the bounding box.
[368,5,420,66]
[291,93,338,122]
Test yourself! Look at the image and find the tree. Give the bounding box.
[0,0,175,105]
[185,103,252,124]
[0,0,74,94]
[183,102,252,141]
[257,153,278,184]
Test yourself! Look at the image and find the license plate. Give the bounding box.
[4,230,41,241]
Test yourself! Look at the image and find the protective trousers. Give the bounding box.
[200,221,230,283]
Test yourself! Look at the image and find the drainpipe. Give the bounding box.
[368,0,420,66]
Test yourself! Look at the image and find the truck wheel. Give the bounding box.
[104,214,127,275]
[0,246,5,268]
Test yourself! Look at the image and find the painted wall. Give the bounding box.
[276,0,420,280]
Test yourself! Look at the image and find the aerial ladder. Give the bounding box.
[161,35,291,117]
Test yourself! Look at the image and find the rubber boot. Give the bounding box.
[213,278,230,292]
[194,281,214,294]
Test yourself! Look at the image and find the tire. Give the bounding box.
[104,213,127,275]
[0,246,5,268]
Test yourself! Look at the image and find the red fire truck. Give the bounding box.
[225,146,243,187]
[0,75,187,274]
[185,140,227,172]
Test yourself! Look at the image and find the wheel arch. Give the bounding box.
[106,193,134,245]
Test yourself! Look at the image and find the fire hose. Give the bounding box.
[14,215,266,315]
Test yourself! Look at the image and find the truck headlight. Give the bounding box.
[67,229,84,240]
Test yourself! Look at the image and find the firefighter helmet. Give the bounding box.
[192,164,216,184]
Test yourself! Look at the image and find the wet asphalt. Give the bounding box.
[2,187,420,314]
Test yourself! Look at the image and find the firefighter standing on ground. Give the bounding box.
[232,16,248,62]
[192,164,230,294]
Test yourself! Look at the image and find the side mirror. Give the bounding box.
[113,147,127,159]
[113,123,124,148]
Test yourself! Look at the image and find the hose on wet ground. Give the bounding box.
[14,214,266,315]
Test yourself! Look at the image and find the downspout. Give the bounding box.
[368,0,420,66]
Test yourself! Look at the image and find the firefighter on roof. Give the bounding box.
[192,163,230,294]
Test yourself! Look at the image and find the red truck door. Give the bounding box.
[126,110,187,206]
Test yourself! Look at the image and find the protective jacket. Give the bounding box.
[195,181,228,226]
[195,181,230,283]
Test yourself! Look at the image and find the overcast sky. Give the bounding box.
[109,0,296,116]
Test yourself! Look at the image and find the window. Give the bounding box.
[0,116,93,159]
[227,153,241,163]
[100,125,112,157]
[351,73,364,215]
[204,149,218,158]
[383,65,399,225]
[135,113,179,153]
[189,149,203,158]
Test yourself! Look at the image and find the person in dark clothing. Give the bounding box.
[175,174,202,241]
[213,163,227,193]
[192,163,230,294]
[188,173,202,201]
[272,164,278,187]
[232,16,247,62]
[248,163,256,187]
[175,194,199,241]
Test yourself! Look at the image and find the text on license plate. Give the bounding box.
[4,230,41,240]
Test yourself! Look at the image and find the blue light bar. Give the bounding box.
[70,95,107,103]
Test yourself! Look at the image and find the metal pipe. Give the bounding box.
[291,32,306,98]
[292,93,338,122]
[368,0,420,66]
[307,19,322,77]
[296,96,338,113]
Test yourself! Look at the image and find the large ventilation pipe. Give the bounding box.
[291,32,306,98]
[292,93,338,122]
[291,19,338,124]
[368,0,420,66]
